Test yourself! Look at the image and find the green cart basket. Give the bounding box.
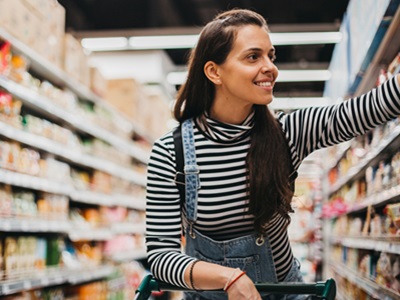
[134,274,336,300]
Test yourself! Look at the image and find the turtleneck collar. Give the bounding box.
[195,111,255,143]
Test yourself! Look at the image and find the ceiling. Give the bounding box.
[54,0,355,178]
[58,0,350,100]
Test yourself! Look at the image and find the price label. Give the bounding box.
[23,280,32,290]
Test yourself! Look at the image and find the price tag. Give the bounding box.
[2,284,10,294]
[39,220,47,231]
[41,278,49,286]
[2,220,11,231]
[23,280,32,290]
[21,220,29,231]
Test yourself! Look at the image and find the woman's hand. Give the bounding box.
[226,273,262,300]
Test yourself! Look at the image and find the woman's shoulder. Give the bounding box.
[153,129,174,146]
[274,111,288,127]
[151,129,176,155]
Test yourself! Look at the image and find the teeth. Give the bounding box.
[256,81,271,87]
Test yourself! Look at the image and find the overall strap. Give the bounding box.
[173,119,200,229]
[173,125,185,205]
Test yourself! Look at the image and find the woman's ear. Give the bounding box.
[204,61,221,85]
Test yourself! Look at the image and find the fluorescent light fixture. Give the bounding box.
[167,70,331,85]
[81,31,342,51]
[129,35,199,49]
[270,32,342,45]
[270,97,331,110]
[81,37,128,51]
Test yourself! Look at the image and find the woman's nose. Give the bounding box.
[261,59,277,73]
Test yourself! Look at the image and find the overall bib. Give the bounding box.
[179,119,308,300]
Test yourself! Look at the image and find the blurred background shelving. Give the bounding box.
[0,0,400,299]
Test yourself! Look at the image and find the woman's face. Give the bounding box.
[215,25,278,108]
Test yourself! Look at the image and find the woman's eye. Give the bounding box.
[248,54,258,60]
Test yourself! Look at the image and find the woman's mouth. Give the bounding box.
[255,81,272,87]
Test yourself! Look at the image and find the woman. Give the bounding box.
[145,8,400,300]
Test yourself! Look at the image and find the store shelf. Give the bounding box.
[68,227,114,241]
[69,190,114,206]
[352,3,400,96]
[332,184,400,217]
[328,125,400,195]
[114,194,146,210]
[331,236,400,255]
[69,222,144,241]
[0,169,73,195]
[322,5,400,299]
[67,264,115,285]
[0,76,149,164]
[70,190,146,210]
[108,247,147,262]
[329,261,400,300]
[0,28,153,144]
[111,222,145,235]
[0,215,144,240]
[0,265,115,296]
[0,8,151,298]
[0,122,146,186]
[0,218,71,233]
[0,169,146,212]
[324,140,352,172]
[0,270,68,296]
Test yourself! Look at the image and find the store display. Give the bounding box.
[0,0,398,299]
[322,1,400,299]
[0,0,157,298]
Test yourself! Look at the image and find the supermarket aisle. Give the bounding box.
[0,0,165,298]
[0,0,399,299]
[288,195,319,283]
[321,0,400,299]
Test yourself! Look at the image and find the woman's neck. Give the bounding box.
[209,102,253,125]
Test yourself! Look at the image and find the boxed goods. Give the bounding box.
[0,41,11,75]
[80,52,91,88]
[62,33,85,81]
[104,78,141,120]
[90,66,108,97]
[0,0,66,68]
[0,0,40,47]
[41,0,66,68]
[4,237,18,278]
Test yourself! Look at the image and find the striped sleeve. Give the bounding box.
[279,76,400,169]
[145,133,194,288]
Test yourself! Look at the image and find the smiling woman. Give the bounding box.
[145,8,400,300]
[204,24,278,121]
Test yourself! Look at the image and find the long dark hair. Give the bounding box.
[174,9,294,233]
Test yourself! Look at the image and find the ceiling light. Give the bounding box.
[81,37,128,51]
[128,35,199,49]
[270,32,342,45]
[81,31,342,52]
[166,70,331,85]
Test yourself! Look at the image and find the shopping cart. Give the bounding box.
[134,274,336,300]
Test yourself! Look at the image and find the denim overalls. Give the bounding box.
[179,119,308,300]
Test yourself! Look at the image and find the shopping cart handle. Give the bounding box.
[135,274,336,300]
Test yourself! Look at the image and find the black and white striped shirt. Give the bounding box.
[146,76,400,288]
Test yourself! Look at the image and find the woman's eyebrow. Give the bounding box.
[244,47,275,53]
